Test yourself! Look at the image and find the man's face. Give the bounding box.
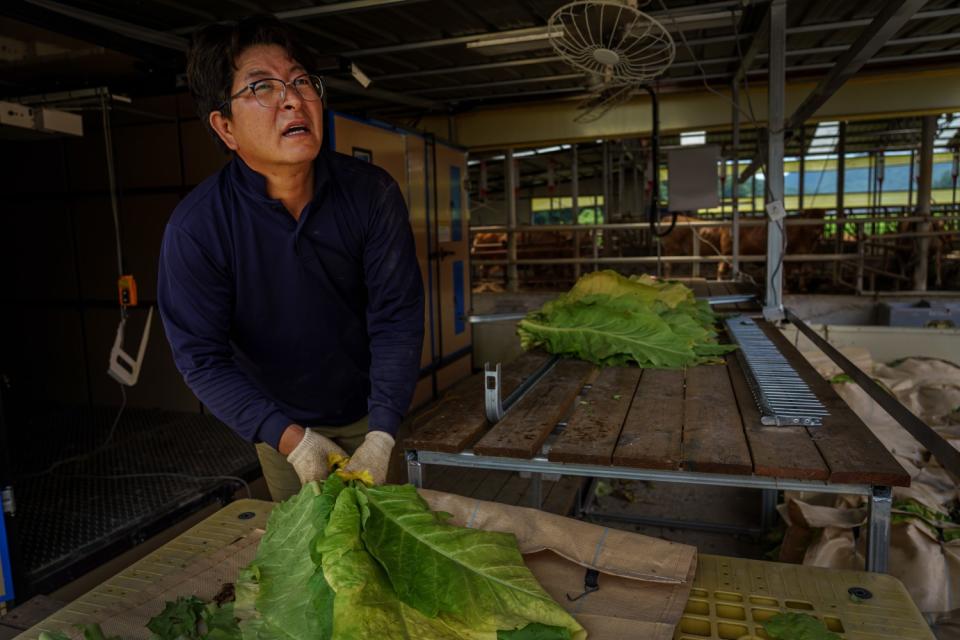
[211,44,324,171]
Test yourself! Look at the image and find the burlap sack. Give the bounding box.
[782,342,960,619]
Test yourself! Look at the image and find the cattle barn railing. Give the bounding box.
[469,212,960,294]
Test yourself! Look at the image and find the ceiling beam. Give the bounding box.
[786,0,930,131]
[739,0,931,184]
[274,0,427,20]
[374,56,562,82]
[17,0,442,111]
[734,4,770,84]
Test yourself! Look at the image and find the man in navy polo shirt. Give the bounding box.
[158,15,424,501]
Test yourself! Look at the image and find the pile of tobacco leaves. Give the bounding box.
[41,476,585,640]
[517,270,735,368]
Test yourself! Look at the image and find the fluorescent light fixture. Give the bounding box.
[681,131,706,146]
[465,27,562,53]
[655,10,742,33]
[514,150,536,157]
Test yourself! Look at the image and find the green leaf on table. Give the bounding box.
[318,487,491,639]
[234,481,336,640]
[764,613,841,639]
[357,484,585,639]
[517,270,734,368]
[147,596,207,639]
[497,623,572,639]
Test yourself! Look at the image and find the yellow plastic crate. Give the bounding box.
[676,554,933,640]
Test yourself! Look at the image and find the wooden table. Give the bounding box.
[405,317,909,573]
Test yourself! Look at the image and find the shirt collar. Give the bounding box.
[229,152,332,206]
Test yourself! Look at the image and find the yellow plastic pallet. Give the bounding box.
[677,554,933,640]
[19,499,275,639]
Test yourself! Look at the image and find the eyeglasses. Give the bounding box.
[219,74,324,111]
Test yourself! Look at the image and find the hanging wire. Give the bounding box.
[655,0,787,303]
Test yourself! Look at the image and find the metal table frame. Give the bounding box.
[406,449,893,573]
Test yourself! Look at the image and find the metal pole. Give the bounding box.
[598,140,608,271]
[908,148,915,209]
[798,125,806,211]
[571,144,581,281]
[732,81,741,280]
[617,142,625,221]
[867,486,892,573]
[506,148,518,292]
[915,115,935,291]
[835,122,846,286]
[765,0,787,319]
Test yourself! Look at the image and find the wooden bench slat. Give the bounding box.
[682,364,753,474]
[727,354,830,480]
[758,322,909,487]
[612,369,684,470]
[548,366,642,465]
[473,359,596,459]
[405,351,551,452]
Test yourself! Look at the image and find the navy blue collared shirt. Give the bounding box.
[158,151,424,448]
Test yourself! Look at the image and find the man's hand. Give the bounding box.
[286,428,348,485]
[342,431,395,485]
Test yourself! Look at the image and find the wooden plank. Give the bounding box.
[681,364,753,474]
[758,322,909,486]
[687,279,710,298]
[727,354,830,480]
[548,366,642,464]
[541,476,589,516]
[470,470,514,501]
[405,351,551,453]
[493,473,532,506]
[612,369,684,470]
[473,359,596,459]
[423,466,491,498]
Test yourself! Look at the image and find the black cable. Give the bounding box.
[19,384,127,480]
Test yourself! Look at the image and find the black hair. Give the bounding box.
[186,14,314,152]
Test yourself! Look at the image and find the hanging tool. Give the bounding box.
[100,93,152,386]
[108,274,153,386]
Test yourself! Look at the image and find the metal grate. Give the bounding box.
[724,316,829,427]
[10,408,259,588]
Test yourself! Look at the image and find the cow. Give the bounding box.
[655,210,827,291]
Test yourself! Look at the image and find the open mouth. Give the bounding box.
[282,123,311,137]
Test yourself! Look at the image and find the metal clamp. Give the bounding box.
[484,355,559,424]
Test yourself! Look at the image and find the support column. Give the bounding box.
[835,122,846,286]
[915,115,935,291]
[506,148,518,292]
[598,140,608,272]
[572,144,581,280]
[731,81,741,281]
[764,0,787,319]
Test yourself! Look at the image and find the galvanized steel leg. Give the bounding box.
[406,451,423,488]
[866,486,892,573]
[761,489,779,531]
[530,473,543,509]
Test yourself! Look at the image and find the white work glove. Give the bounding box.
[286,429,348,485]
[342,431,395,486]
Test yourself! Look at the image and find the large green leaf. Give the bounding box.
[319,488,493,639]
[519,301,697,368]
[234,482,336,640]
[357,484,586,639]
[517,271,734,368]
